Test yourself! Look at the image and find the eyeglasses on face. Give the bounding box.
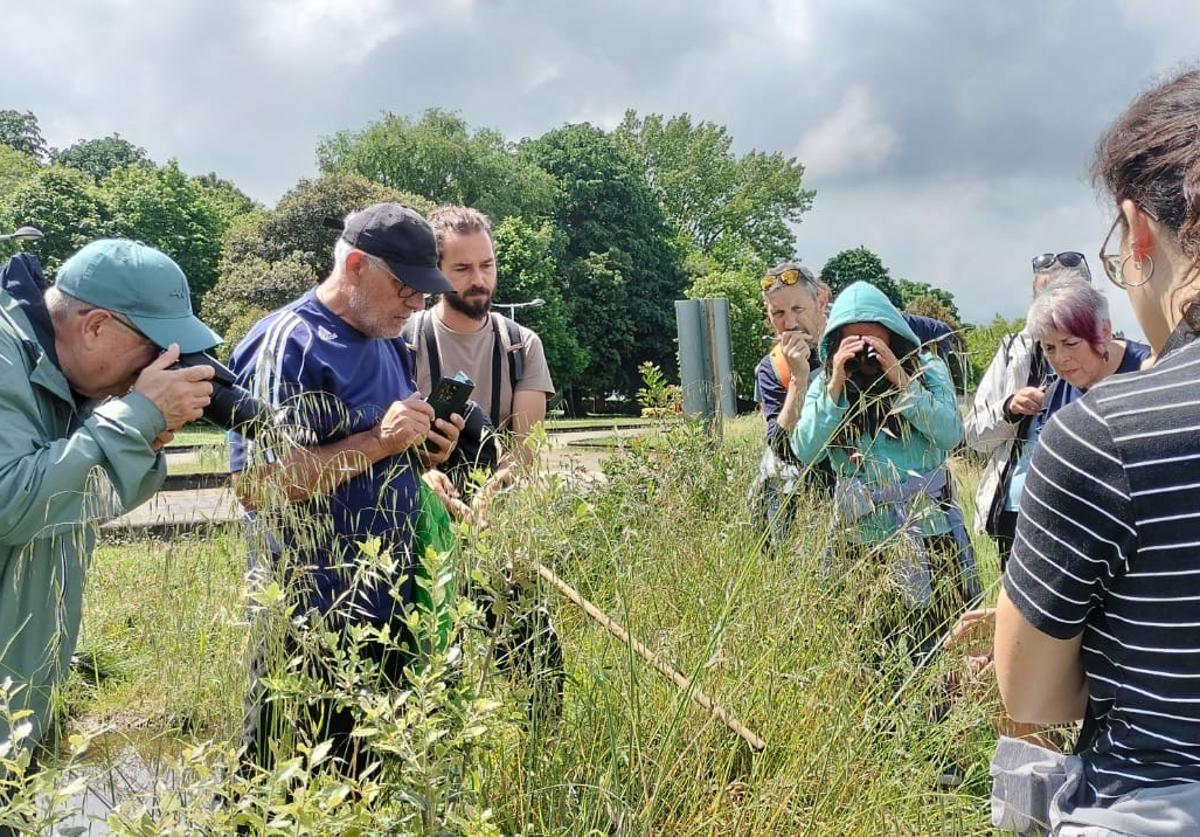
[1099,204,1159,289]
[1031,252,1089,274]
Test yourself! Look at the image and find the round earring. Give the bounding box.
[1119,253,1155,288]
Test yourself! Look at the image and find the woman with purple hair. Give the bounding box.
[999,281,1151,541]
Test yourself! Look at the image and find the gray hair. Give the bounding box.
[1027,278,1111,350]
[44,285,92,323]
[333,236,391,277]
[1033,261,1091,293]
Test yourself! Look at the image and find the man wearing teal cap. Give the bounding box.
[0,239,218,782]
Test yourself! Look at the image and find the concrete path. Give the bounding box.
[102,427,645,533]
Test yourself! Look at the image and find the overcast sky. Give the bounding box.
[6,0,1199,336]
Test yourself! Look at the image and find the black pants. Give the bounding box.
[242,621,414,779]
[994,509,1018,575]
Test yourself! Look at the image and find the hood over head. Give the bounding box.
[818,281,920,362]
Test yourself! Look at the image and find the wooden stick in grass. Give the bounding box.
[536,562,766,753]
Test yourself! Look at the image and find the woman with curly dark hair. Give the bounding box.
[995,68,1200,833]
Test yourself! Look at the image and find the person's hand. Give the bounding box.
[422,469,472,522]
[827,335,863,401]
[133,344,215,432]
[421,412,465,467]
[779,330,813,379]
[863,335,909,390]
[377,394,434,455]
[1007,386,1046,417]
[150,429,176,452]
[948,607,995,674]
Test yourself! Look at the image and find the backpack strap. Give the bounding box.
[487,313,528,427]
[504,316,525,386]
[409,309,440,386]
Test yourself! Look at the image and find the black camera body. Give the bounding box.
[171,352,270,438]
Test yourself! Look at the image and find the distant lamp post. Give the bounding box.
[0,225,43,243]
[494,298,545,320]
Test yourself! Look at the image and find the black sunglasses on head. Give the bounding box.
[1031,251,1089,274]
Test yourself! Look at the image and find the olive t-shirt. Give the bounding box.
[410,310,555,427]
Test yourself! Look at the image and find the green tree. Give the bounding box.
[0,110,48,161]
[235,172,434,278]
[317,109,556,223]
[491,216,587,396]
[687,269,770,400]
[903,294,962,331]
[6,166,110,272]
[191,173,260,224]
[52,134,150,181]
[0,145,40,197]
[102,160,227,307]
[964,314,1024,390]
[896,278,961,322]
[0,147,41,258]
[201,253,318,358]
[819,246,902,308]
[617,110,814,268]
[521,123,687,398]
[561,249,637,406]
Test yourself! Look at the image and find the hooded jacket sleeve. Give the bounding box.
[790,371,846,465]
[895,355,963,451]
[0,342,166,546]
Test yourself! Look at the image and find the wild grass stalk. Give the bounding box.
[2,415,1000,834]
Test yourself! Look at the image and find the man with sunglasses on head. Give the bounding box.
[226,203,466,779]
[963,251,1091,568]
[0,239,217,784]
[749,261,834,542]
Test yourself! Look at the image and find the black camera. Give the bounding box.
[171,352,270,438]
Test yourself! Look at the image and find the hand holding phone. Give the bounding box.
[425,371,475,422]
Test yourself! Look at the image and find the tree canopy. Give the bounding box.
[521,123,687,398]
[6,166,110,272]
[103,160,228,307]
[0,107,980,408]
[317,109,557,223]
[0,110,48,161]
[617,111,814,269]
[52,134,150,181]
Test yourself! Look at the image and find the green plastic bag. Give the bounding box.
[410,481,457,654]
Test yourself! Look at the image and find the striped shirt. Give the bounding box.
[1005,325,1200,808]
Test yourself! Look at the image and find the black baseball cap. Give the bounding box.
[324,203,454,294]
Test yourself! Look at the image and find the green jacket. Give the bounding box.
[0,290,166,752]
[790,282,962,544]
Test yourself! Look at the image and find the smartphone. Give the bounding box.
[425,372,475,422]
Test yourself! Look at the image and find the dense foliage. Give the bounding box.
[0,108,992,406]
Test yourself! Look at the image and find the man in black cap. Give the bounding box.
[227,202,466,777]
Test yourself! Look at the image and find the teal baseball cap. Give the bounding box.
[55,239,222,354]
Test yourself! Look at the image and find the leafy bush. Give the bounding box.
[201,253,317,354]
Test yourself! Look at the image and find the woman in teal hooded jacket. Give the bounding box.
[791,282,979,629]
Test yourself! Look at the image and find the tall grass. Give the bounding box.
[3,416,1002,834]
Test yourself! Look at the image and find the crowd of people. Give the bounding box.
[750,68,1200,834]
[1,67,1199,834]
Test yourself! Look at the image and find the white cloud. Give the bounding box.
[793,173,1144,339]
[794,86,900,179]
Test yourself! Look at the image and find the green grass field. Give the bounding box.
[8,416,1006,834]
